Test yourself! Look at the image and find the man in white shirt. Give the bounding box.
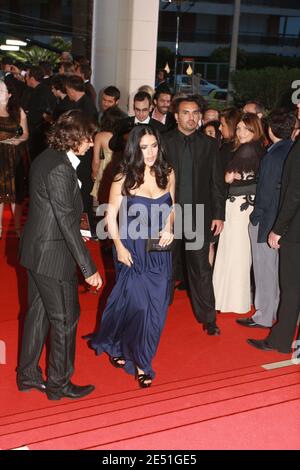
[109,91,165,152]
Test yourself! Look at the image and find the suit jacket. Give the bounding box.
[84,81,97,104]
[72,94,98,124]
[163,128,226,242]
[27,82,57,132]
[250,139,293,243]
[150,111,177,133]
[272,138,300,243]
[109,116,165,152]
[53,96,74,120]
[19,148,97,280]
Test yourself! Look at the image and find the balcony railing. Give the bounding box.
[242,0,300,6]
[170,0,300,8]
[158,30,300,47]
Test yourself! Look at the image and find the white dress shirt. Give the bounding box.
[67,150,82,188]
[134,116,151,125]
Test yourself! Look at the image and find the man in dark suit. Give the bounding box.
[109,91,165,152]
[247,136,300,354]
[65,75,98,122]
[74,63,97,104]
[155,69,168,90]
[99,86,121,116]
[237,110,295,329]
[17,110,102,400]
[49,75,73,121]
[151,87,176,133]
[65,75,98,228]
[163,95,226,335]
[26,65,57,160]
[39,61,54,90]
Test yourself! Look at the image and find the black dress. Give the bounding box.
[0,116,27,204]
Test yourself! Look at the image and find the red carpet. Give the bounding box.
[0,207,300,450]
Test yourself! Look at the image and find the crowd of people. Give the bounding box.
[1,55,300,400]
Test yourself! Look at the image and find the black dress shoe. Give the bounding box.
[46,382,95,401]
[236,317,270,329]
[247,338,276,351]
[203,322,221,336]
[17,379,46,393]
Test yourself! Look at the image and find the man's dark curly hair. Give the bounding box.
[47,109,97,152]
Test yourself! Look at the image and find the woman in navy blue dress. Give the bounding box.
[89,125,175,387]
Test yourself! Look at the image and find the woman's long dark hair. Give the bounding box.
[117,125,172,196]
[220,107,242,142]
[4,81,21,124]
[234,112,265,150]
[202,120,222,148]
[100,106,124,133]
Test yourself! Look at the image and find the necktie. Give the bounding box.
[179,136,193,205]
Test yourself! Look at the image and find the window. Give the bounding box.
[279,16,300,36]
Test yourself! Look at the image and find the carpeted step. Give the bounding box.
[0,364,295,428]
[89,399,300,450]
[1,367,299,450]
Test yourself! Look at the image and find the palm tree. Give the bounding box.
[6,37,71,66]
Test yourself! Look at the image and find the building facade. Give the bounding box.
[0,0,92,57]
[158,0,300,58]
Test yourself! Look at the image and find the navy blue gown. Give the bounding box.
[90,192,172,378]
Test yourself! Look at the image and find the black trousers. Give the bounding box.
[17,270,80,389]
[76,151,94,228]
[172,240,216,324]
[268,241,300,353]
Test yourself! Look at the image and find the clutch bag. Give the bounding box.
[146,238,174,252]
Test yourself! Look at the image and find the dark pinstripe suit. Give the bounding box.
[18,148,97,389]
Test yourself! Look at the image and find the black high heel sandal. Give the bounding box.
[109,356,126,368]
[136,372,152,388]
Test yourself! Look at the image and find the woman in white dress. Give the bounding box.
[213,113,265,313]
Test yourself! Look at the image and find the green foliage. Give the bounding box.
[231,67,300,110]
[4,36,71,66]
[51,36,71,53]
[209,47,247,68]
[243,53,300,70]
[210,47,300,70]
[8,46,57,66]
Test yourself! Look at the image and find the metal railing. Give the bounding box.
[173,0,300,8]
[158,30,300,47]
[178,61,229,89]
